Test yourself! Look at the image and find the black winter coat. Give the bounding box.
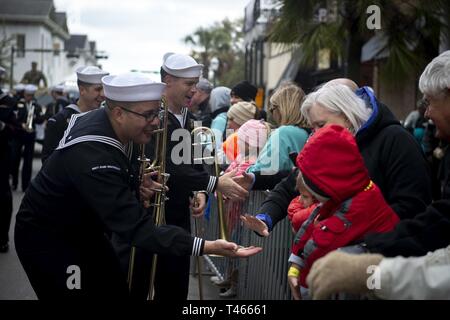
[257,102,432,230]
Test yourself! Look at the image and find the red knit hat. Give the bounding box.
[296,125,370,202]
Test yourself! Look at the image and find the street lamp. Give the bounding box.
[209,57,219,87]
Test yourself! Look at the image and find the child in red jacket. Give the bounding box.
[287,125,399,299]
[288,172,320,234]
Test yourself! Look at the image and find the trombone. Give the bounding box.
[146,96,170,300]
[191,191,204,300]
[25,103,35,133]
[191,126,228,300]
[191,127,228,242]
[127,97,170,299]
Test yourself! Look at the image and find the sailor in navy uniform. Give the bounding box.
[0,88,19,252]
[41,66,109,164]
[141,53,249,300]
[44,84,70,120]
[13,83,25,101]
[10,84,45,191]
[14,72,261,299]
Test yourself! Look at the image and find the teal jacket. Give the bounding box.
[211,112,227,136]
[248,125,309,175]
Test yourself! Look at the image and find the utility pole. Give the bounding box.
[8,47,108,88]
[9,46,14,89]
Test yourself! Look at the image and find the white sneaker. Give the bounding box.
[210,276,231,287]
[219,287,237,298]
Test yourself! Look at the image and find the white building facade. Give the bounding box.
[0,0,103,88]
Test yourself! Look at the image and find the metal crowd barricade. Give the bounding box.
[197,183,293,300]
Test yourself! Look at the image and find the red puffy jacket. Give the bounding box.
[292,125,399,287]
[287,196,319,232]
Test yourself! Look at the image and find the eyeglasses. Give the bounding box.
[120,106,161,122]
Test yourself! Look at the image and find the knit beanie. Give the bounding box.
[210,86,231,113]
[237,119,269,149]
[296,124,370,202]
[227,101,257,126]
[231,80,257,102]
[196,78,213,94]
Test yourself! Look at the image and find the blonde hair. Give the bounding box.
[269,84,308,127]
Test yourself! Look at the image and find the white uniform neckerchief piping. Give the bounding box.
[169,107,187,128]
[66,104,81,113]
[124,142,134,161]
[56,112,126,155]
[26,101,33,112]
[181,107,187,128]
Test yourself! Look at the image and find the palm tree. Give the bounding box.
[0,24,15,86]
[269,0,447,84]
[184,27,214,78]
[183,18,245,87]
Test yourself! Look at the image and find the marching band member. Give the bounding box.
[42,66,109,163]
[10,84,44,192]
[14,72,261,299]
[144,53,248,300]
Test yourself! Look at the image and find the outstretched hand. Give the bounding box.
[217,168,249,201]
[240,214,269,237]
[204,239,262,258]
[232,171,255,191]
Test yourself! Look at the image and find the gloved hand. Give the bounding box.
[306,251,384,300]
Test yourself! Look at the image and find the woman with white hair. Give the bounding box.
[242,81,432,239]
[307,50,450,300]
[303,83,431,220]
[301,84,371,134]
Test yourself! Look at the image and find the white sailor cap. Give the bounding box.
[0,66,5,75]
[51,84,65,92]
[14,83,25,91]
[24,84,38,94]
[102,72,166,102]
[162,53,203,78]
[76,66,109,84]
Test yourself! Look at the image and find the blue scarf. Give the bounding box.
[356,86,379,135]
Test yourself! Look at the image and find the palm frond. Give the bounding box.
[268,0,318,45]
[381,35,421,85]
[298,21,344,67]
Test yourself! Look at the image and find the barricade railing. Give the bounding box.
[194,187,292,300]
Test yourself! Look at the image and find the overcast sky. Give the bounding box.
[54,0,250,79]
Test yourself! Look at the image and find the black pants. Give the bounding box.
[15,223,129,299]
[10,133,35,191]
[153,211,192,301]
[115,231,191,300]
[115,242,190,301]
[0,146,12,245]
[154,254,190,300]
[111,236,154,300]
